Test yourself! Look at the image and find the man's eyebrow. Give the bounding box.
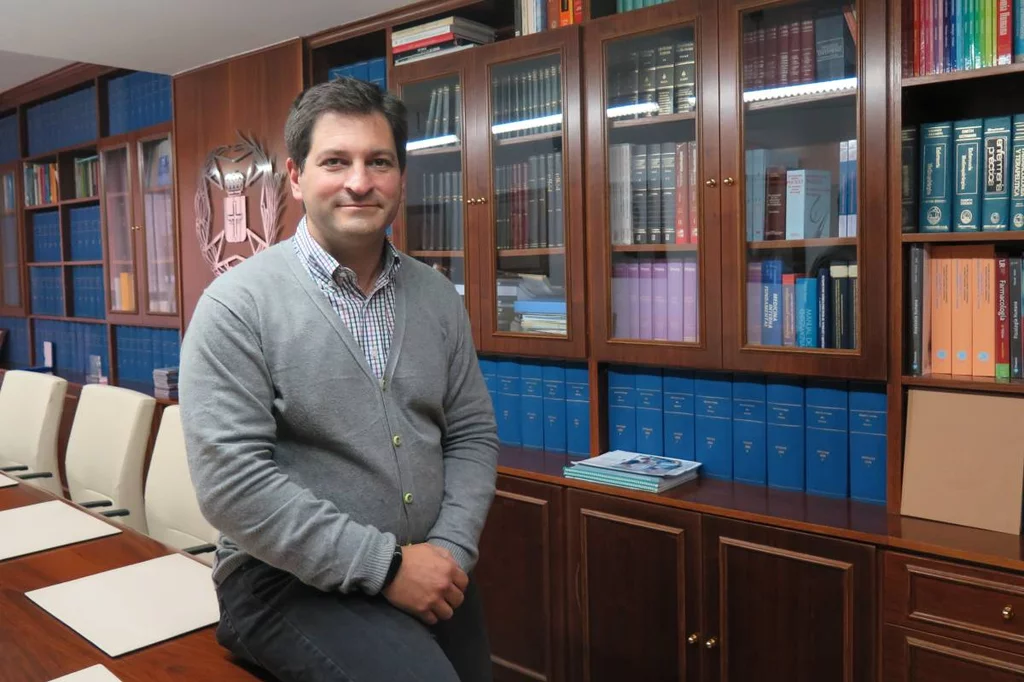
[315,147,396,159]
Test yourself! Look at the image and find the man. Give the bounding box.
[179,76,498,682]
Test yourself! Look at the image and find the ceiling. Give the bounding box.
[0,0,419,94]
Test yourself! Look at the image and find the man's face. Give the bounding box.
[288,110,405,243]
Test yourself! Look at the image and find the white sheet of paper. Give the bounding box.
[0,501,120,561]
[0,472,17,488]
[27,554,219,657]
[49,664,123,682]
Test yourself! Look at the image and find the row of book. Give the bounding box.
[497,274,567,335]
[607,39,696,116]
[0,115,17,165]
[142,192,177,315]
[24,162,59,208]
[73,156,99,198]
[479,357,590,456]
[110,272,136,313]
[906,244,1024,377]
[393,17,495,66]
[33,320,109,378]
[747,259,858,349]
[26,87,97,157]
[0,317,30,367]
[30,211,62,263]
[107,72,172,137]
[613,0,672,12]
[412,171,464,252]
[68,205,103,262]
[611,257,699,343]
[564,451,701,493]
[515,0,584,36]
[903,118,1022,233]
[68,266,106,320]
[495,153,564,250]
[412,84,462,141]
[607,368,887,503]
[29,267,65,317]
[327,58,387,91]
[742,12,857,92]
[1,216,17,308]
[610,141,699,246]
[1,172,14,213]
[153,367,178,401]
[115,326,181,385]
[491,64,563,138]
[901,0,1023,76]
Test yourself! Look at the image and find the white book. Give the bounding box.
[839,140,849,237]
[848,139,858,237]
[574,450,702,478]
[785,169,832,239]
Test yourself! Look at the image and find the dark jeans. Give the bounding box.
[215,558,493,682]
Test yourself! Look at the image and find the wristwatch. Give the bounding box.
[382,544,403,589]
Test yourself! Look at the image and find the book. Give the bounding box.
[572,450,701,478]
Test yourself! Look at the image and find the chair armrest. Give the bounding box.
[0,465,28,472]
[17,472,53,480]
[79,500,113,509]
[183,544,217,555]
[100,509,130,518]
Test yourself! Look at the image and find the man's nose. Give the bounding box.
[344,162,373,196]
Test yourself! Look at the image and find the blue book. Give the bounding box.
[919,122,953,232]
[817,267,832,349]
[565,364,590,457]
[953,119,983,231]
[513,299,567,314]
[761,260,783,346]
[542,362,567,453]
[634,369,663,456]
[607,367,637,452]
[694,372,732,479]
[805,380,849,498]
[848,382,887,505]
[478,357,497,412]
[520,362,545,450]
[732,374,767,485]
[983,116,1012,231]
[766,378,805,491]
[663,370,695,461]
[496,360,522,446]
[795,276,820,348]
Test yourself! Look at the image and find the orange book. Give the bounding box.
[930,248,952,374]
[950,247,974,375]
[972,245,997,377]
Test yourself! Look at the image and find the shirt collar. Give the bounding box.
[294,216,401,289]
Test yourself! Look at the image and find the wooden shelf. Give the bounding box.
[24,142,98,163]
[611,243,699,253]
[745,86,856,112]
[902,231,1024,244]
[498,247,565,257]
[24,203,59,211]
[408,144,462,157]
[67,260,104,266]
[62,196,100,206]
[409,250,463,258]
[494,130,562,147]
[747,238,857,250]
[902,374,1024,395]
[27,262,63,267]
[609,111,696,129]
[29,314,106,325]
[903,62,1024,88]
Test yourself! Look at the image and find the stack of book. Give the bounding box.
[392,17,495,66]
[564,450,701,493]
[153,367,178,401]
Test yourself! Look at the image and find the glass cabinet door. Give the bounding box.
[102,145,136,313]
[138,135,177,315]
[0,169,20,308]
[400,74,467,306]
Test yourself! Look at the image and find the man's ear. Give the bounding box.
[286,158,303,201]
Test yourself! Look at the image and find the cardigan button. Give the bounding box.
[392,435,402,447]
[403,492,413,504]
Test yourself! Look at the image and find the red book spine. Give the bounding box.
[764,25,779,88]
[914,0,923,75]
[788,21,802,85]
[573,0,583,24]
[997,255,1010,376]
[676,142,689,243]
[998,0,1012,65]
[755,28,766,89]
[688,142,699,243]
[778,22,791,86]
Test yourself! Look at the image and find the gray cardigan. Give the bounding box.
[178,240,499,595]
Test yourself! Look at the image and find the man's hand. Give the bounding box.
[382,543,468,625]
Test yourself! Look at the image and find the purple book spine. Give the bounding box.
[667,260,685,341]
[683,259,698,342]
[652,261,669,340]
[612,261,629,338]
[639,258,654,340]
[747,261,763,345]
[628,261,641,338]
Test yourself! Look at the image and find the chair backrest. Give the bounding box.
[0,370,68,496]
[65,384,156,533]
[144,406,218,562]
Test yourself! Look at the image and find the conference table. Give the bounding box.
[0,480,266,682]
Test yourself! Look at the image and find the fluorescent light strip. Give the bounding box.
[743,77,858,103]
[605,102,662,118]
[491,114,563,135]
[406,134,459,151]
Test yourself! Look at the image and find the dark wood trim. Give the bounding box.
[902,231,1024,243]
[887,0,905,517]
[902,61,1024,87]
[902,374,1024,395]
[0,64,112,110]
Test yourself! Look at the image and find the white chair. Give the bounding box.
[144,406,218,564]
[65,384,156,534]
[0,370,68,496]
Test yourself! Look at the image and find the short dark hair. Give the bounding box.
[285,76,408,172]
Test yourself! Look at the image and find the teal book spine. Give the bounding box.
[919,122,953,231]
[983,116,1012,230]
[954,119,983,231]
[1010,114,1024,229]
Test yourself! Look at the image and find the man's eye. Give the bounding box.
[372,158,393,168]
[323,158,343,167]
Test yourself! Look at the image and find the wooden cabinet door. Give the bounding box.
[476,475,567,682]
[568,489,702,682]
[884,626,1024,681]
[702,515,875,682]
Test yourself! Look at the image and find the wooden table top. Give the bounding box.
[0,482,266,682]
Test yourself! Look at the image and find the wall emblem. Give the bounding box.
[195,131,286,275]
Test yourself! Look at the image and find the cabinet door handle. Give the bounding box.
[704,178,717,188]
[687,633,701,645]
[1004,605,1014,621]
[705,636,718,649]
[723,177,735,186]
[466,198,477,205]
[478,197,488,204]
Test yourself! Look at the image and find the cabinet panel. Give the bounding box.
[568,489,701,682]
[718,0,888,379]
[585,0,723,370]
[883,626,1024,682]
[137,135,177,316]
[101,144,136,314]
[0,166,22,312]
[476,475,566,682]
[702,515,875,682]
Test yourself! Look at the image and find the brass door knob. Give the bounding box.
[467,198,478,205]
[479,197,488,204]
[723,177,735,186]
[1003,605,1014,621]
[687,633,700,645]
[704,178,717,188]
[705,637,718,649]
